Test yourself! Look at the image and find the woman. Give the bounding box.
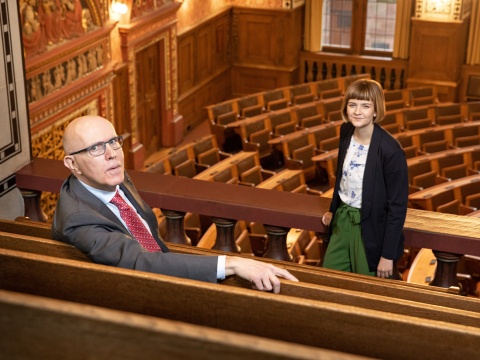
[322,79,408,278]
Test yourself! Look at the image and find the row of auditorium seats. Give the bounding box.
[205,74,370,123]
[1,218,479,359]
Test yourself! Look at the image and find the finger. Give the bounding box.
[275,268,299,282]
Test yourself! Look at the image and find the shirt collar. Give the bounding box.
[78,180,119,204]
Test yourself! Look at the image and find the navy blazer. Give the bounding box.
[52,172,218,282]
[329,122,409,271]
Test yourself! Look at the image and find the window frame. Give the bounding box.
[321,0,395,57]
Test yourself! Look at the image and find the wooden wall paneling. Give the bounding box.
[407,18,470,102]
[231,6,303,95]
[196,24,214,84]
[177,10,232,132]
[177,35,196,95]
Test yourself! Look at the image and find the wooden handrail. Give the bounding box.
[15,158,480,255]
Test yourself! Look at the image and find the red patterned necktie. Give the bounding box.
[110,190,161,252]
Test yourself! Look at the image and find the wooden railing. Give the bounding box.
[300,51,409,91]
[14,158,480,293]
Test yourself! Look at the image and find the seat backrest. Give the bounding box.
[168,149,190,172]
[269,110,293,130]
[412,170,437,189]
[236,155,257,175]
[192,136,216,157]
[212,102,233,120]
[460,181,480,203]
[244,119,266,139]
[237,95,259,114]
[274,121,296,136]
[292,144,315,168]
[441,163,468,180]
[197,147,220,167]
[437,153,463,170]
[301,114,323,128]
[286,135,310,156]
[422,139,449,154]
[240,165,263,186]
[319,136,340,152]
[296,104,319,121]
[281,172,304,192]
[455,135,480,148]
[408,160,432,183]
[242,104,263,117]
[213,167,235,183]
[249,128,271,153]
[174,159,197,178]
[436,199,460,214]
[216,111,238,125]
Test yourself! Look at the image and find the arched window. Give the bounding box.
[321,0,397,55]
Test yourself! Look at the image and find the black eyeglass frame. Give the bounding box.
[68,136,124,157]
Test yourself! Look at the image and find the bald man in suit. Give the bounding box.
[52,115,297,292]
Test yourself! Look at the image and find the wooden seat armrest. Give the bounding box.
[238,181,256,187]
[261,169,276,180]
[219,150,233,159]
[242,142,260,152]
[409,185,423,194]
[468,168,480,175]
[195,163,210,172]
[306,188,323,196]
[284,158,303,169]
[458,204,476,215]
[437,175,452,183]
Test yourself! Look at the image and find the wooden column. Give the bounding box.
[211,217,240,253]
[161,209,191,245]
[263,225,291,261]
[429,250,463,294]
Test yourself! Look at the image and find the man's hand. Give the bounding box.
[225,256,298,293]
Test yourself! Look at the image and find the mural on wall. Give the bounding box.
[19,0,97,58]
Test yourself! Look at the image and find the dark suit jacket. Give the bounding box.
[329,122,409,271]
[52,172,218,282]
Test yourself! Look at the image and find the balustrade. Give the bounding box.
[14,158,480,294]
[300,51,409,91]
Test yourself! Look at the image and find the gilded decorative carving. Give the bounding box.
[26,43,106,104]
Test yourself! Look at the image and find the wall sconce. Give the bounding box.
[112,0,128,15]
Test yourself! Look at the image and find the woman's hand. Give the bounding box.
[322,212,333,226]
[377,257,393,278]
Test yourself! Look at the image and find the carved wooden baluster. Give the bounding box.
[161,209,191,245]
[429,250,463,294]
[211,217,240,253]
[20,190,48,222]
[263,225,291,261]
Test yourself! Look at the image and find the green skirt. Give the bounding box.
[323,202,375,276]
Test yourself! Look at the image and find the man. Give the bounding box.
[52,115,298,293]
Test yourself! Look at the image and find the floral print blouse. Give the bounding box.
[339,136,369,209]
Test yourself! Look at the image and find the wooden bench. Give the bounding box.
[2,288,349,360]
[1,247,480,359]
[193,151,260,182]
[2,219,479,312]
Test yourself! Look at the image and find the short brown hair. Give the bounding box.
[341,79,386,123]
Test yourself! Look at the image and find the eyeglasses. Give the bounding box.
[69,136,124,157]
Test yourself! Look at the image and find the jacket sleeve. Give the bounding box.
[381,146,409,260]
[52,206,219,283]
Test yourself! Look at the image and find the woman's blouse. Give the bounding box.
[339,136,369,208]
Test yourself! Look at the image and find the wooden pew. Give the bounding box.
[193,151,260,182]
[2,289,344,360]
[1,247,480,360]
[408,174,480,213]
[3,219,480,313]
